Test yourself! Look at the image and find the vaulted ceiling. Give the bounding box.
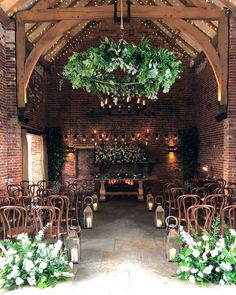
[0,0,235,65]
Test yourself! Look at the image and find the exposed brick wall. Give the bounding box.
[0,21,22,188]
[223,17,236,182]
[193,61,224,179]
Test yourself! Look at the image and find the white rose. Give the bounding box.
[192,249,200,258]
[230,229,236,236]
[202,235,209,241]
[198,272,204,278]
[15,277,24,286]
[27,252,33,258]
[220,279,225,285]
[24,259,34,272]
[39,261,47,270]
[210,249,218,257]
[38,243,46,250]
[203,265,213,275]
[189,275,195,284]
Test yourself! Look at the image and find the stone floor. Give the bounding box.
[2,197,236,294]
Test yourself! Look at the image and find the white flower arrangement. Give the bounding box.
[176,218,236,285]
[95,143,147,165]
[0,229,72,290]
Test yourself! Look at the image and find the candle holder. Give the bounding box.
[165,216,180,262]
[146,192,154,211]
[154,203,165,228]
[92,193,99,212]
[83,205,93,229]
[66,226,81,264]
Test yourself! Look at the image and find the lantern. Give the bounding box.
[154,203,165,228]
[146,193,154,211]
[92,193,99,211]
[165,216,179,262]
[67,226,81,264]
[83,205,93,228]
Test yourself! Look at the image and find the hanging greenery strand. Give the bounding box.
[61,37,182,100]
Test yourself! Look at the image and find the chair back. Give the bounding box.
[0,206,28,239]
[204,194,229,215]
[177,194,200,225]
[33,205,62,239]
[221,205,236,231]
[187,204,215,233]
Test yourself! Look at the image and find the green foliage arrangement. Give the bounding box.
[95,142,147,165]
[0,231,72,290]
[179,126,199,180]
[62,38,182,100]
[177,218,236,285]
[46,128,65,181]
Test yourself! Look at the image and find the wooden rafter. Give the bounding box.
[7,0,30,15]
[0,7,10,26]
[17,7,223,22]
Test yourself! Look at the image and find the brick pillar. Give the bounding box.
[5,22,22,185]
[223,16,236,182]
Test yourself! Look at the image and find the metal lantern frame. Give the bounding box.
[165,216,180,262]
[146,193,154,211]
[66,226,81,264]
[92,193,99,211]
[83,196,93,228]
[154,202,165,228]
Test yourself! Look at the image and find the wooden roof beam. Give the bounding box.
[17,6,223,22]
[0,7,10,27]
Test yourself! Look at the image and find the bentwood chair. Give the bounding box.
[48,195,71,233]
[0,206,34,239]
[187,204,215,234]
[33,206,64,239]
[177,194,200,227]
[221,205,236,232]
[204,194,229,216]
[167,187,185,216]
[7,184,21,197]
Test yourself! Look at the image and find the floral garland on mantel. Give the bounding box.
[95,143,147,165]
[61,37,182,101]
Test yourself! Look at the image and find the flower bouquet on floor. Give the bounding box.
[176,217,236,285]
[0,229,73,290]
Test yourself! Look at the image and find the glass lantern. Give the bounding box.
[83,205,93,229]
[165,216,180,262]
[146,193,154,211]
[67,227,81,264]
[92,193,99,211]
[154,203,165,228]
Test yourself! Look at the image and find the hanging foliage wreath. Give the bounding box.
[61,37,182,100]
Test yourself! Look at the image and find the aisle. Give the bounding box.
[3,198,235,295]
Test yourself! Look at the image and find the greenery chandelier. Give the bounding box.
[62,37,182,101]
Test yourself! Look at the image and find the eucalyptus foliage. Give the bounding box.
[62,38,182,100]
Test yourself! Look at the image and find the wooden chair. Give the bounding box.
[166,187,185,216]
[221,205,236,231]
[48,195,71,233]
[187,204,215,233]
[29,184,40,196]
[204,194,229,215]
[20,180,33,194]
[33,206,64,239]
[0,206,34,239]
[177,194,200,226]
[37,180,47,189]
[7,184,20,197]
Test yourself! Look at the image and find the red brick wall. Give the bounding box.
[0,21,22,188]
[193,61,224,179]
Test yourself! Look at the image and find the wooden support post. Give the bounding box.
[218,9,230,106]
[16,16,26,109]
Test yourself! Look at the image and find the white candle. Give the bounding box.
[156,219,163,227]
[148,202,153,210]
[71,248,78,263]
[86,217,92,228]
[169,248,177,261]
[93,203,98,211]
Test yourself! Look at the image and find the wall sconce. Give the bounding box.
[82,134,86,142]
[155,133,160,140]
[167,146,177,152]
[73,134,78,143]
[91,133,95,142]
[105,134,109,141]
[131,134,135,141]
